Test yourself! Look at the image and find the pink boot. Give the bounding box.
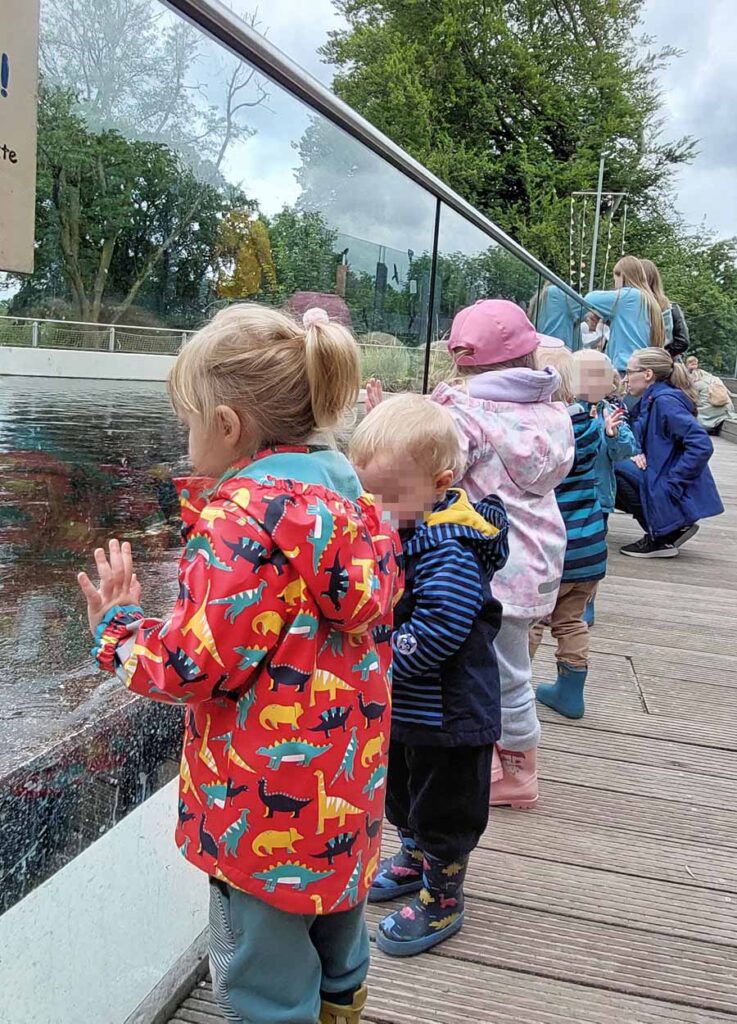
[491,745,504,785]
[490,747,538,809]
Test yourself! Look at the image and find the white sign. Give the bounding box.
[0,0,40,274]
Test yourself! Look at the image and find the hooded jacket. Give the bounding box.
[433,369,575,620]
[556,404,608,582]
[391,489,508,747]
[622,382,724,536]
[92,445,402,914]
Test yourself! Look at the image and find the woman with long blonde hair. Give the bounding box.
[585,255,666,372]
[614,347,723,558]
[641,257,690,357]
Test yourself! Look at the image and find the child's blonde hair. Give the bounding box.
[571,348,616,403]
[349,394,463,480]
[168,303,360,446]
[536,346,574,405]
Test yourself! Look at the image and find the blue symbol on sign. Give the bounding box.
[1,53,9,98]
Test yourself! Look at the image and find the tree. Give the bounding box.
[216,211,277,300]
[265,208,340,302]
[10,87,246,324]
[40,0,267,177]
[318,0,694,271]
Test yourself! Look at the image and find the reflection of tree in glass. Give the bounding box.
[40,0,267,173]
[10,0,270,324]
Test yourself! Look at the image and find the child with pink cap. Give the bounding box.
[431,300,575,806]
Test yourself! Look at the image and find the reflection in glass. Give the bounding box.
[531,283,582,348]
[434,206,542,328]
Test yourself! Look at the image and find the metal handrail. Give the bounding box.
[164,0,595,314]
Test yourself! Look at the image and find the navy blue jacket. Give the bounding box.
[391,488,508,747]
[556,404,608,583]
[627,381,723,536]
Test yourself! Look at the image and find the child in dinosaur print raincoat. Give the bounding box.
[78,304,402,1024]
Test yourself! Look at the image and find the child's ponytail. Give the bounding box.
[303,309,360,429]
[168,303,360,449]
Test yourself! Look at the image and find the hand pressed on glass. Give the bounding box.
[77,539,142,633]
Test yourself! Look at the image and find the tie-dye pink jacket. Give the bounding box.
[433,368,575,620]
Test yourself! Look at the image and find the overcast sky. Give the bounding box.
[232,0,737,241]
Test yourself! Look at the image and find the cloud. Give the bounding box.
[641,0,737,237]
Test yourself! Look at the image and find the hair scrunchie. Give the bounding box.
[303,307,330,329]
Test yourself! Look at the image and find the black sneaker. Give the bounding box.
[620,535,678,558]
[672,524,699,548]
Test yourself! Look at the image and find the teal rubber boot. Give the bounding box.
[536,662,587,719]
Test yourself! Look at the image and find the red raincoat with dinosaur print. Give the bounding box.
[93,447,402,914]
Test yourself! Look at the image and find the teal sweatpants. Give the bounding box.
[209,879,370,1024]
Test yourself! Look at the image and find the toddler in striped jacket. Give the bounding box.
[349,394,509,959]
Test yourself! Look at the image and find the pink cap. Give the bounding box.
[448,299,541,366]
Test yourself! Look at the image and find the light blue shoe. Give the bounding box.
[536,663,586,719]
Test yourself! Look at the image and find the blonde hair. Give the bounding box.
[631,347,697,409]
[613,256,665,348]
[349,394,463,480]
[571,348,615,403]
[168,303,360,447]
[536,346,574,405]
[640,258,670,312]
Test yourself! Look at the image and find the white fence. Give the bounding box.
[0,315,193,355]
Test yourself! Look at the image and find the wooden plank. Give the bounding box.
[540,748,735,810]
[538,700,737,750]
[363,901,737,1014]
[530,780,737,848]
[457,849,737,948]
[363,956,735,1024]
[481,815,737,892]
[167,439,737,1024]
[540,720,737,777]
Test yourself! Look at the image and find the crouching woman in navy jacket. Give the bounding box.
[615,348,724,558]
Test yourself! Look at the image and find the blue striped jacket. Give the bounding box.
[556,404,608,582]
[391,489,508,746]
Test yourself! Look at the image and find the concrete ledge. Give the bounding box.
[0,346,176,381]
[0,778,208,1024]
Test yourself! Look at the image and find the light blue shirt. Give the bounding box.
[536,284,580,348]
[584,286,661,371]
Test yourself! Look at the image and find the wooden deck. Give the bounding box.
[171,438,737,1024]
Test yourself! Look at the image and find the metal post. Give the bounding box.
[588,154,605,293]
[31,320,39,347]
[108,326,116,352]
[421,198,443,394]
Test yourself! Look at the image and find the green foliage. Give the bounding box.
[10,87,246,324]
[264,208,340,302]
[319,0,736,374]
[322,0,694,267]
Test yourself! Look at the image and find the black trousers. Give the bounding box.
[385,739,492,863]
[614,468,648,533]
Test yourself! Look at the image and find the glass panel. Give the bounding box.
[0,0,438,909]
[425,204,542,390]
